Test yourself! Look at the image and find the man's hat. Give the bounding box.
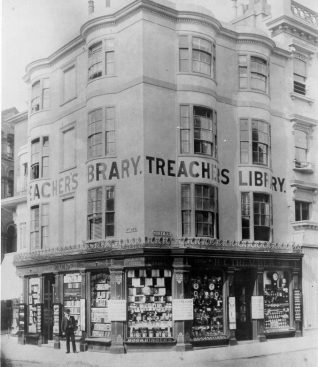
[65,309,71,314]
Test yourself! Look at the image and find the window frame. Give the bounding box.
[88,38,115,81]
[30,204,49,250]
[238,54,269,93]
[61,123,76,171]
[293,55,307,96]
[295,200,310,221]
[178,35,216,79]
[179,104,217,158]
[87,186,116,240]
[87,106,116,160]
[31,77,50,113]
[294,129,308,167]
[62,64,77,104]
[240,192,272,241]
[239,118,271,167]
[181,183,218,238]
[30,136,50,180]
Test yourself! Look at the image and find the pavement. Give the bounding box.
[1,331,318,367]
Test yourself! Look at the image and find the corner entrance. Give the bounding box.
[234,269,255,341]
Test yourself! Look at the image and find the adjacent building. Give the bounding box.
[3,0,317,352]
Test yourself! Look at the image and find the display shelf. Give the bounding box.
[18,304,27,333]
[28,279,41,334]
[127,269,173,340]
[63,274,82,336]
[264,271,290,331]
[191,273,224,339]
[53,304,62,335]
[90,273,111,339]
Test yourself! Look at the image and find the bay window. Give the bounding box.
[31,78,50,113]
[30,204,49,250]
[88,39,115,80]
[31,137,49,179]
[239,54,269,93]
[180,105,217,158]
[181,184,218,238]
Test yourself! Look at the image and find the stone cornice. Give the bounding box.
[13,237,303,267]
[5,111,28,125]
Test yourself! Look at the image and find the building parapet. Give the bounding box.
[13,237,303,265]
[291,1,318,27]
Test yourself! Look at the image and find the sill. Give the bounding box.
[60,96,77,107]
[30,108,50,116]
[87,74,117,84]
[238,163,271,169]
[293,162,314,174]
[292,221,318,231]
[86,155,117,164]
[178,153,218,160]
[30,177,51,182]
[177,72,216,82]
[290,92,314,105]
[238,88,269,97]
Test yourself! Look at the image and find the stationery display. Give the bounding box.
[36,304,43,333]
[127,269,173,341]
[191,273,224,339]
[53,304,62,335]
[90,273,111,338]
[63,273,82,336]
[264,271,290,330]
[293,290,302,322]
[28,278,41,333]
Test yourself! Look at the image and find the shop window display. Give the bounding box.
[264,271,290,330]
[90,273,111,338]
[28,278,41,333]
[191,271,224,340]
[63,274,82,336]
[127,269,173,342]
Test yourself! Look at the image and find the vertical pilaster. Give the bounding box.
[255,269,266,342]
[38,275,45,345]
[110,262,126,354]
[80,271,88,351]
[227,268,237,345]
[173,258,193,352]
[292,270,302,337]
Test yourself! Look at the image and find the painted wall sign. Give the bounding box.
[172,299,193,320]
[153,231,172,237]
[29,172,78,201]
[238,168,285,192]
[108,300,127,321]
[251,296,264,319]
[229,297,236,329]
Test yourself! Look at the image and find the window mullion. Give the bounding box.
[250,192,254,241]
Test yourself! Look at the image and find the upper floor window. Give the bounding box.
[294,130,308,167]
[295,200,310,221]
[62,126,76,170]
[180,105,217,158]
[88,39,115,80]
[179,35,216,78]
[88,107,116,159]
[239,55,268,93]
[30,204,49,250]
[31,78,50,113]
[87,186,115,240]
[293,57,306,95]
[240,119,270,166]
[63,65,77,102]
[181,184,218,238]
[241,192,271,241]
[31,136,49,179]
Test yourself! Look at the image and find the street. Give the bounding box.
[1,332,317,367]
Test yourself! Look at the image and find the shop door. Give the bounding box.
[234,269,255,341]
[43,274,55,342]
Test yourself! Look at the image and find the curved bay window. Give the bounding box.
[181,184,218,238]
[31,137,49,180]
[180,105,217,158]
[241,192,271,241]
[239,55,269,93]
[191,269,224,341]
[240,119,270,166]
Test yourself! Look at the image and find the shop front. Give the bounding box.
[14,240,303,352]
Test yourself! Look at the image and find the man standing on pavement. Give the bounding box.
[61,309,77,354]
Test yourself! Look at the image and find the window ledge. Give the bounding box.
[177,72,216,82]
[30,108,51,116]
[293,162,314,174]
[238,89,269,97]
[87,74,117,85]
[291,221,318,230]
[60,96,77,107]
[59,166,77,174]
[290,92,314,105]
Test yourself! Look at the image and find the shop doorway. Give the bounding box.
[234,269,255,341]
[43,274,55,342]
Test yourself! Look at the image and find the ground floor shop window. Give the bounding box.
[191,270,224,339]
[63,274,82,336]
[28,278,41,333]
[127,269,172,340]
[264,271,290,330]
[90,272,111,338]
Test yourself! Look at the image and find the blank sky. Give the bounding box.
[1,0,318,112]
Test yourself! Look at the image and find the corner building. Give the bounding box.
[12,0,318,353]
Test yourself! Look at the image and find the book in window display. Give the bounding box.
[90,273,111,338]
[127,269,173,342]
[28,278,41,333]
[264,271,290,330]
[63,274,82,336]
[191,272,224,340]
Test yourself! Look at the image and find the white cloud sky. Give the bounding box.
[1,0,318,112]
